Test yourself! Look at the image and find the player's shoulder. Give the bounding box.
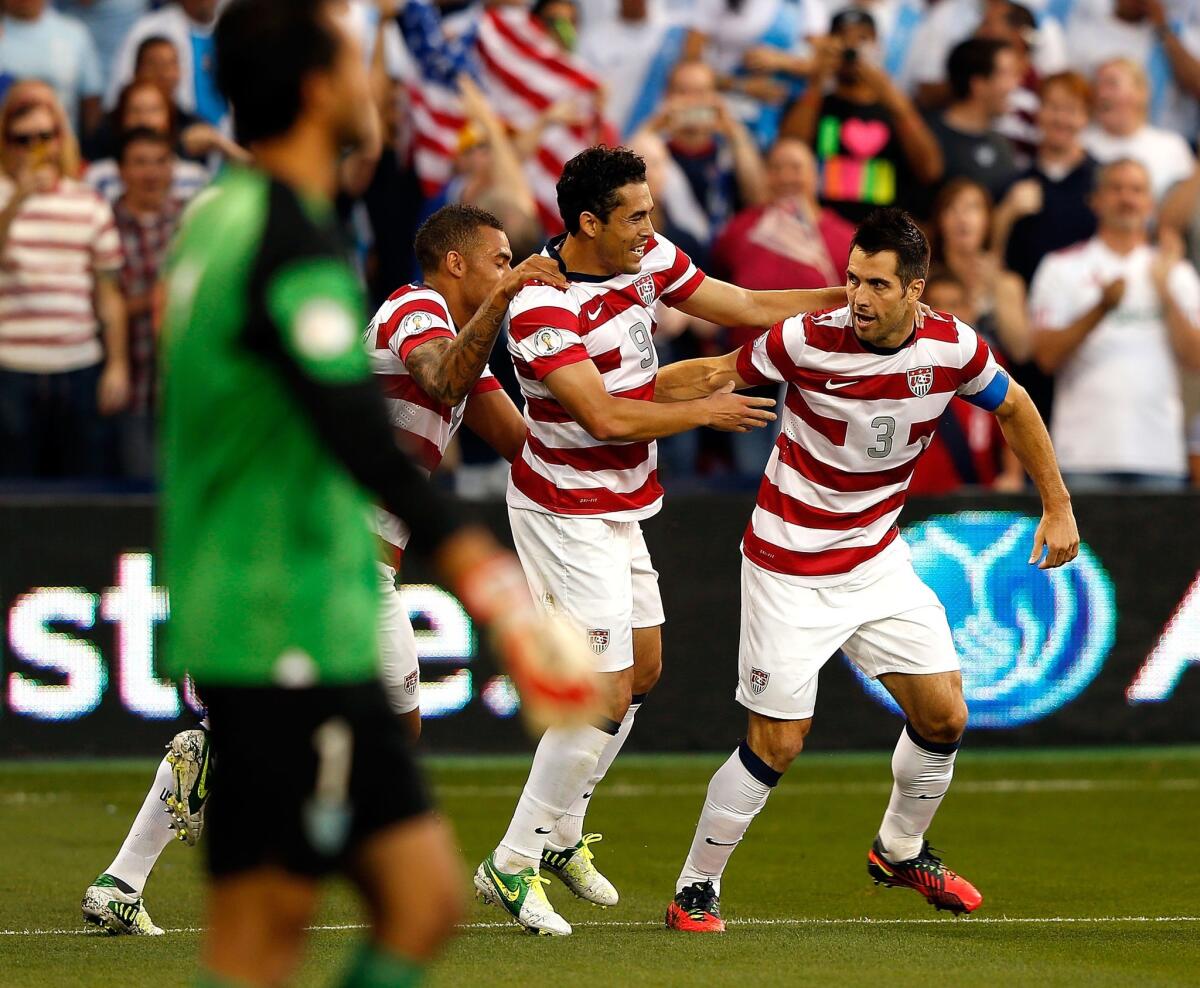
[915,309,966,345]
[788,304,851,341]
[509,279,582,320]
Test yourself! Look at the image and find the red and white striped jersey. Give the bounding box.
[365,282,502,558]
[506,232,705,520]
[736,306,1009,583]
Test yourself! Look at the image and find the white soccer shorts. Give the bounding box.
[736,546,960,720]
[377,561,421,715]
[508,507,665,674]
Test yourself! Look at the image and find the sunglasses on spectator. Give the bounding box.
[5,129,59,148]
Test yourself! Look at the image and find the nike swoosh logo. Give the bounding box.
[704,837,740,846]
[582,791,593,799]
[586,303,604,319]
[485,861,522,902]
[535,826,552,834]
[916,792,947,800]
[825,379,855,390]
[195,747,210,802]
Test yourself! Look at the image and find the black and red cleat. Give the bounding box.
[867,837,982,915]
[666,881,726,932]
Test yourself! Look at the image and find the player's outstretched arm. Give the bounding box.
[545,359,775,441]
[992,379,1079,570]
[406,255,567,406]
[463,388,527,463]
[673,276,846,329]
[654,349,750,402]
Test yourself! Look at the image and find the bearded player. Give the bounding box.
[652,208,1078,931]
[474,145,860,936]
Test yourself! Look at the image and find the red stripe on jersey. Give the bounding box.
[509,304,581,340]
[765,324,798,378]
[736,341,771,386]
[525,432,650,472]
[791,366,958,401]
[511,456,662,514]
[961,335,989,382]
[785,389,847,446]
[397,327,454,363]
[803,317,863,354]
[524,392,574,423]
[470,375,503,397]
[908,415,940,446]
[591,345,621,374]
[532,345,590,380]
[777,434,917,492]
[397,432,445,473]
[661,268,705,306]
[742,525,900,578]
[378,374,452,422]
[755,479,907,531]
[0,283,91,297]
[918,315,960,344]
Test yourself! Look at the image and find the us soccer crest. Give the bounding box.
[634,275,656,306]
[907,365,934,398]
[750,667,770,695]
[587,628,610,654]
[403,670,419,695]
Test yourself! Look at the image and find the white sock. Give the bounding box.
[877,722,959,862]
[105,756,177,894]
[676,741,780,895]
[547,697,643,851]
[494,721,616,872]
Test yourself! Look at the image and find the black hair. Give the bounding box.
[850,209,930,287]
[947,37,1009,101]
[830,8,877,36]
[556,145,647,236]
[134,34,176,71]
[413,203,504,276]
[214,0,339,145]
[117,125,172,163]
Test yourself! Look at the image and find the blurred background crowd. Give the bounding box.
[2,0,1200,495]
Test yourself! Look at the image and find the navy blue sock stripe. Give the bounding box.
[597,716,622,736]
[630,692,648,706]
[737,739,782,788]
[905,720,961,755]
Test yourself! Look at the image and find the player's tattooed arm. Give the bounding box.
[406,255,567,406]
[654,350,747,402]
[992,379,1079,570]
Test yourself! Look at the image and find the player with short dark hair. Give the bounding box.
[161,2,596,983]
[655,207,1079,931]
[473,143,864,936]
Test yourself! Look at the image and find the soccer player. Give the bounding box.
[369,205,564,740]
[160,2,595,985]
[78,203,553,937]
[655,208,1079,932]
[474,145,861,936]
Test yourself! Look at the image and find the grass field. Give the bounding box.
[1,748,1198,987]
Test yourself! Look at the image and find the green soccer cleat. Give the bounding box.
[541,833,618,907]
[164,728,210,845]
[81,874,164,936]
[473,854,572,936]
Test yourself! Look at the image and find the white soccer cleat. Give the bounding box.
[473,855,573,936]
[541,833,619,907]
[81,874,164,936]
[164,728,210,845]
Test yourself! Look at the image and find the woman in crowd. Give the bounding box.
[928,176,1031,364]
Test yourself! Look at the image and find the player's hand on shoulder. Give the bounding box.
[702,381,776,433]
[1029,505,1080,570]
[501,255,568,300]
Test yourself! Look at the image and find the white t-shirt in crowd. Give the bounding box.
[687,0,826,77]
[1065,0,1200,137]
[1081,123,1196,203]
[1029,237,1200,477]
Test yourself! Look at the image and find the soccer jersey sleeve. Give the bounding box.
[657,234,706,307]
[954,320,1009,411]
[507,283,588,380]
[381,291,456,364]
[735,316,806,386]
[470,365,503,396]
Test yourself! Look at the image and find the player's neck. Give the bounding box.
[252,121,340,201]
[558,234,613,277]
[857,311,916,352]
[426,274,471,327]
[1097,226,1146,256]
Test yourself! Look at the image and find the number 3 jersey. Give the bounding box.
[365,283,501,560]
[505,232,705,520]
[736,306,1008,583]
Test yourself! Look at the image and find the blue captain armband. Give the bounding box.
[962,370,1010,411]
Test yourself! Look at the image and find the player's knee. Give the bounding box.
[912,703,967,744]
[631,654,661,695]
[748,719,811,772]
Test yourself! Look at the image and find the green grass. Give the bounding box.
[1,749,1198,986]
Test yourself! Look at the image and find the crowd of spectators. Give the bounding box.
[2,0,1200,493]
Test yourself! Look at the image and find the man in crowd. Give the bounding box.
[1031,158,1200,489]
[781,7,942,224]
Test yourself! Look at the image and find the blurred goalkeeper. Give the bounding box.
[153,1,597,985]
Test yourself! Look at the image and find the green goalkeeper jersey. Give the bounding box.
[160,167,381,686]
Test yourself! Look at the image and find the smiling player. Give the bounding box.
[653,208,1079,931]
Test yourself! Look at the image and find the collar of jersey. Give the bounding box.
[855,326,916,356]
[545,233,614,283]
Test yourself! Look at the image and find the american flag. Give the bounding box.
[407,7,615,234]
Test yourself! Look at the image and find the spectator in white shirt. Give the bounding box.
[1030,158,1200,489]
[1082,57,1195,203]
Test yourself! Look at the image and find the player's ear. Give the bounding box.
[445,250,466,278]
[907,277,926,305]
[578,211,599,240]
